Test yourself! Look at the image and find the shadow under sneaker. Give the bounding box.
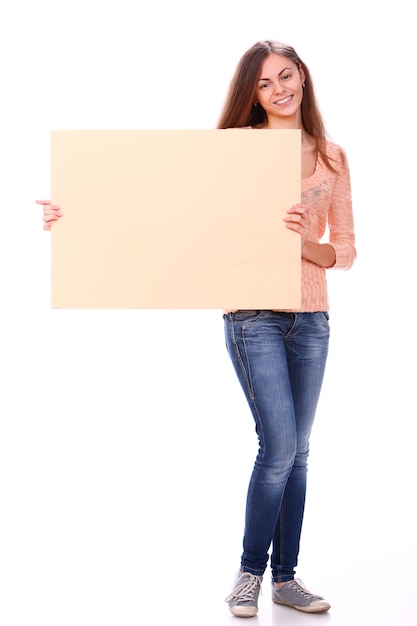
[226,571,263,618]
[272,578,330,613]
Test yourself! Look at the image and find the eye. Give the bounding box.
[259,82,271,90]
[281,73,292,80]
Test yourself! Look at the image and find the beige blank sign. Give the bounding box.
[50,129,301,309]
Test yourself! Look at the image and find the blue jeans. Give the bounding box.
[224,310,330,582]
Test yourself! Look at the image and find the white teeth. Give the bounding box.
[275,96,292,105]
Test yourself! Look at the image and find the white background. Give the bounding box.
[0,1,415,625]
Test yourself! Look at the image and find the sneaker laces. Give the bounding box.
[286,579,320,599]
[226,574,262,603]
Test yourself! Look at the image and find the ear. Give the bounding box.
[299,65,306,85]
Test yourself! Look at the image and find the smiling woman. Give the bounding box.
[218,40,356,618]
[256,56,305,123]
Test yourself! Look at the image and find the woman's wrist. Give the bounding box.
[302,240,336,268]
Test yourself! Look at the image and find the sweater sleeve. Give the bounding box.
[328,148,356,270]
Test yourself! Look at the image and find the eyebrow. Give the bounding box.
[257,67,293,82]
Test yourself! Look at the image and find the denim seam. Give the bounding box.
[229,320,255,401]
[241,324,255,401]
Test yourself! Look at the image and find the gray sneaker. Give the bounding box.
[225,571,263,617]
[272,578,330,613]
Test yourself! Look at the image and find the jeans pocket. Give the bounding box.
[315,311,330,327]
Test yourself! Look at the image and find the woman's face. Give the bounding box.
[255,53,305,127]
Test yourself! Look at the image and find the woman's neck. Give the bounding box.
[264,110,302,131]
[262,120,314,147]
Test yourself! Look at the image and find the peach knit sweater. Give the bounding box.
[298,140,356,312]
[226,139,356,313]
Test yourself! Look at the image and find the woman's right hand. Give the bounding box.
[35,200,63,231]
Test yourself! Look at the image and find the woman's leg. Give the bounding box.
[270,312,330,583]
[224,310,300,577]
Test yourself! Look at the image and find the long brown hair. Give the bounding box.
[217,40,337,171]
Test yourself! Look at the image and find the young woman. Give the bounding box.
[219,40,356,617]
[37,38,356,619]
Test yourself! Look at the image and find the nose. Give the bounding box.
[272,80,284,95]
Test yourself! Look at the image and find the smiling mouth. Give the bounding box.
[274,95,293,105]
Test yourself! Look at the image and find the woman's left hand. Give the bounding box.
[283,203,310,245]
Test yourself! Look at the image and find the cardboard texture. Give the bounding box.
[50,129,301,309]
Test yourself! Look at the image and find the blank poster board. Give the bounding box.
[50,129,301,309]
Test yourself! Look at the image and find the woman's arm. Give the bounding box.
[284,146,356,271]
[301,240,336,268]
[326,147,356,270]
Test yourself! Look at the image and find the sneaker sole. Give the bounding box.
[272,598,330,613]
[229,605,258,618]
